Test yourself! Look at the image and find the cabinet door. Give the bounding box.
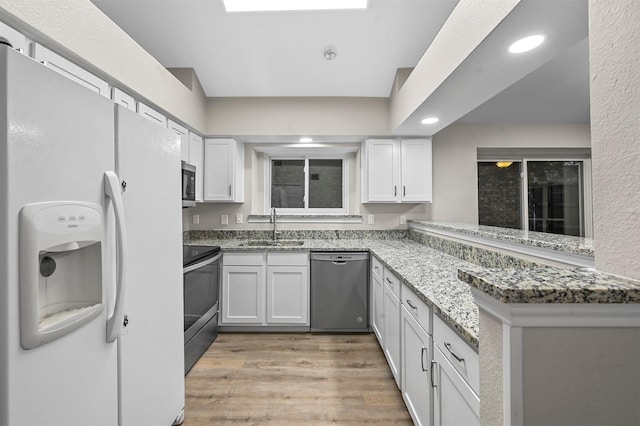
[367,139,400,202]
[168,120,189,162]
[204,139,234,201]
[401,305,432,426]
[137,102,167,127]
[189,132,204,202]
[371,272,385,345]
[266,266,309,324]
[221,265,265,324]
[111,88,136,112]
[433,346,480,426]
[401,139,432,202]
[32,43,109,98]
[383,284,401,387]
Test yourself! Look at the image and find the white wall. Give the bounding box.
[430,123,591,224]
[0,1,207,132]
[206,97,389,136]
[589,0,640,280]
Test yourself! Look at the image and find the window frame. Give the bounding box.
[264,153,349,215]
[477,156,592,238]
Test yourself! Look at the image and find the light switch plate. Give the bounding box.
[400,215,407,225]
[192,214,200,225]
[236,213,243,224]
[367,214,375,225]
[221,214,229,225]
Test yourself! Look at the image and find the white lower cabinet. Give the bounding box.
[401,293,433,426]
[371,258,384,344]
[382,268,402,387]
[221,252,308,327]
[432,315,480,426]
[266,264,308,324]
[221,253,266,324]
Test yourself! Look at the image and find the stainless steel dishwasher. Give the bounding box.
[310,252,369,332]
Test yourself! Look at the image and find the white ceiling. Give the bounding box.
[91,0,458,98]
[91,0,590,132]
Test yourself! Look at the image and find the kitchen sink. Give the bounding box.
[243,240,304,247]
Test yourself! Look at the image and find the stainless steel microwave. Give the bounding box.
[181,161,196,208]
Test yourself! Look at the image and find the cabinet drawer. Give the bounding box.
[267,252,308,266]
[433,315,479,395]
[383,268,401,299]
[401,283,431,335]
[371,256,383,280]
[223,252,265,266]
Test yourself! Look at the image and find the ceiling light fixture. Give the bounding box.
[324,46,337,61]
[299,137,313,143]
[508,34,545,54]
[421,117,439,125]
[223,0,368,12]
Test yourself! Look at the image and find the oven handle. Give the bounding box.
[183,252,221,273]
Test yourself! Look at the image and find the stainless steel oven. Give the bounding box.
[183,245,220,374]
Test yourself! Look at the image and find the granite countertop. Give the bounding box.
[186,237,481,349]
[459,266,640,304]
[409,220,595,258]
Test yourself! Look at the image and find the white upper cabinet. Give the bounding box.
[188,132,204,202]
[204,138,244,203]
[0,21,28,52]
[32,43,110,98]
[111,88,136,111]
[401,140,433,202]
[361,139,432,203]
[137,102,167,127]
[168,119,189,162]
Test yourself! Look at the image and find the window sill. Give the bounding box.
[248,215,363,224]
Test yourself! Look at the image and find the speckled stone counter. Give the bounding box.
[409,220,594,258]
[458,266,640,304]
[185,234,481,349]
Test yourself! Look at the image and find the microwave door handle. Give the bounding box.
[104,171,129,343]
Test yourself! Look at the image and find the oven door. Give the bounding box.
[183,253,220,343]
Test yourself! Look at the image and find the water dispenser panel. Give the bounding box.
[20,202,105,349]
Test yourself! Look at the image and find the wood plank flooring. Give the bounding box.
[183,333,413,425]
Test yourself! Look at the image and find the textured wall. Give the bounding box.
[589,0,640,280]
[478,310,503,426]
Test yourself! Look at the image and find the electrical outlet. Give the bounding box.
[367,214,375,225]
[400,215,407,225]
[221,214,229,225]
[236,213,243,224]
[192,214,199,225]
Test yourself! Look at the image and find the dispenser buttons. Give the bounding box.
[57,216,66,222]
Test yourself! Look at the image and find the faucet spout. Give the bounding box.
[271,207,281,240]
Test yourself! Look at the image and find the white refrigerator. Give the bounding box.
[0,44,185,425]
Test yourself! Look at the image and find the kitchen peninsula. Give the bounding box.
[186,220,640,426]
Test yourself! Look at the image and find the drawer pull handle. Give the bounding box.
[385,277,394,286]
[430,361,438,388]
[444,342,465,363]
[406,299,417,310]
[421,347,429,372]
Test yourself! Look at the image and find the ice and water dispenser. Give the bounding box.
[20,202,104,349]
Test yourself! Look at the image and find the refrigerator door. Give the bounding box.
[115,105,185,425]
[0,46,118,425]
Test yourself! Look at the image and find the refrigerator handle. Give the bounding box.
[104,171,129,343]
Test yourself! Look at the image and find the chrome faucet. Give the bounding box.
[270,207,281,240]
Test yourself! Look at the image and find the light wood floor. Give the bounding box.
[183,333,413,425]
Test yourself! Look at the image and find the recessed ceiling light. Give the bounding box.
[508,35,545,54]
[421,117,439,125]
[299,137,313,143]
[223,0,368,12]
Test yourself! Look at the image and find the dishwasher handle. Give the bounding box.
[332,260,347,265]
